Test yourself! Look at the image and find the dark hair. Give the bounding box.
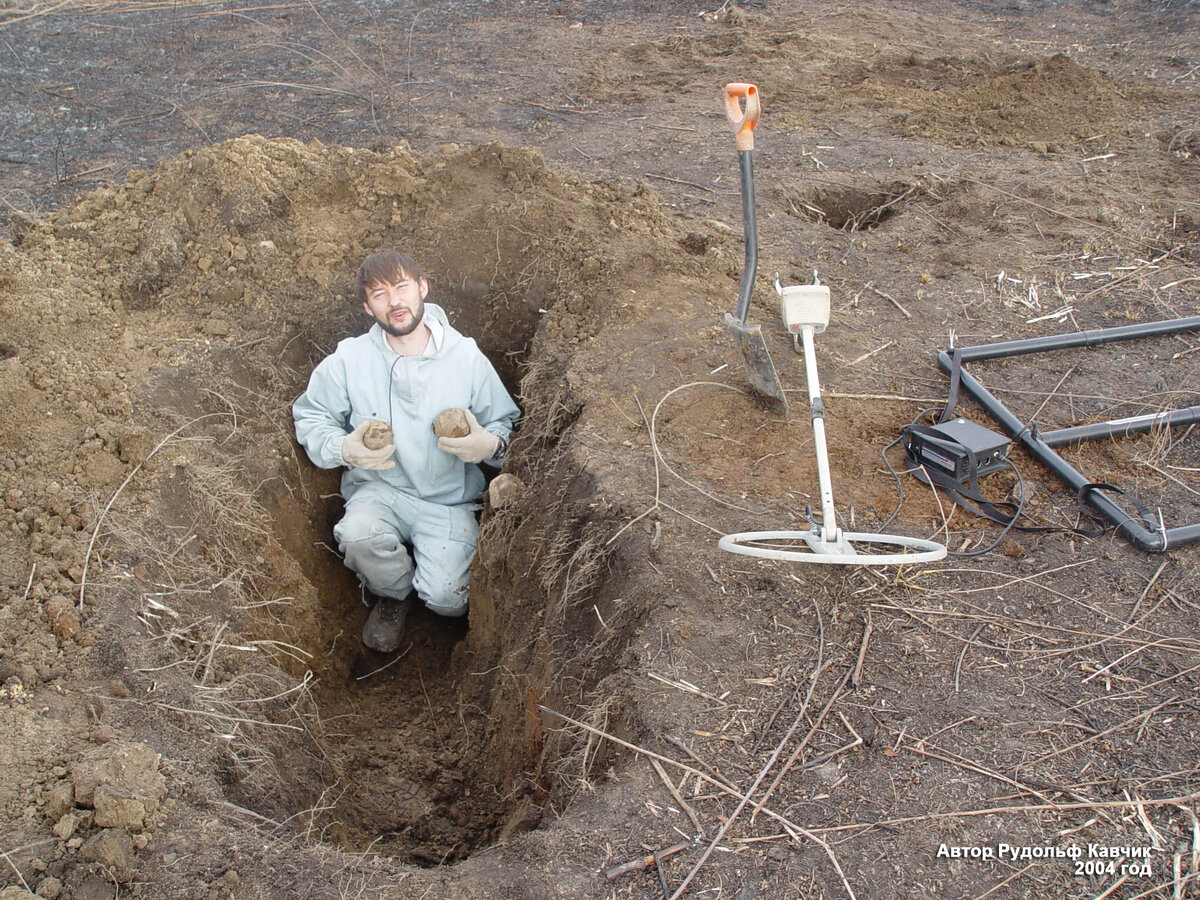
[354,250,424,304]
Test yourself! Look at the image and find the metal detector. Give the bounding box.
[719,278,948,566]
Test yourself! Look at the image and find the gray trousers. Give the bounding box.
[332,482,478,616]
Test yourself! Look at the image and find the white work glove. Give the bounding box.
[437,409,501,464]
[341,422,396,470]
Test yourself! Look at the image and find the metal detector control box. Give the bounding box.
[906,417,1010,483]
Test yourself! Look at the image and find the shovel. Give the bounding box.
[723,82,788,413]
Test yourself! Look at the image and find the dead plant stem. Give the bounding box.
[153,702,303,731]
[864,281,912,319]
[954,623,985,691]
[21,563,35,602]
[650,757,704,836]
[753,671,851,820]
[952,175,1162,251]
[1,848,33,893]
[904,742,1060,807]
[819,791,1200,839]
[1127,559,1169,624]
[1026,696,1178,767]
[417,664,445,747]
[668,663,856,900]
[851,608,872,688]
[538,704,854,897]
[1029,365,1077,422]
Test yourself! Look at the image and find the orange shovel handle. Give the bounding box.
[724,82,760,152]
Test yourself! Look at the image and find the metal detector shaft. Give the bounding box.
[719,309,945,565]
[801,324,839,541]
[719,280,946,565]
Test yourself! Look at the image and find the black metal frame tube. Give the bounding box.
[1041,406,1200,448]
[937,316,1200,552]
[952,316,1200,363]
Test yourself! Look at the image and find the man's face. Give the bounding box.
[362,274,428,337]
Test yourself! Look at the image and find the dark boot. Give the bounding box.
[362,594,414,652]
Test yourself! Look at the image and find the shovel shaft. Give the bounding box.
[735,149,757,324]
[723,80,788,413]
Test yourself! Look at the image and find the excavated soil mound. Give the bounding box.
[0,134,731,887]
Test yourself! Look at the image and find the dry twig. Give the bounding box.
[650,758,704,836]
[604,842,691,882]
[851,608,873,688]
[863,281,912,319]
[538,705,857,899]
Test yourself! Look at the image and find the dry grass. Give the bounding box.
[515,353,582,454]
[81,407,333,818]
[0,0,302,29]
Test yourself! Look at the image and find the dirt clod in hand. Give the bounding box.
[433,408,471,439]
[362,420,393,450]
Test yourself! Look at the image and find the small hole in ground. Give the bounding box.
[787,181,919,231]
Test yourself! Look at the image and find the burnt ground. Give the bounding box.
[1,1,1199,898]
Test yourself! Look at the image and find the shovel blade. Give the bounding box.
[725,313,789,412]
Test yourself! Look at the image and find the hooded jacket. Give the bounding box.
[293,303,519,506]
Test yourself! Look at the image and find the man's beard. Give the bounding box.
[378,300,424,337]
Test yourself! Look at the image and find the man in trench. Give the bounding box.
[293,250,520,652]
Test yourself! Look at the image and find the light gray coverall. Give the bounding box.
[293,304,519,615]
